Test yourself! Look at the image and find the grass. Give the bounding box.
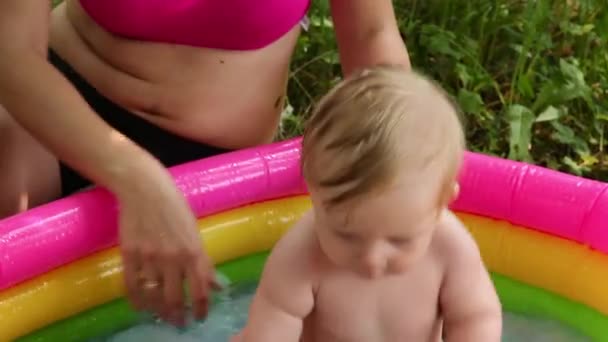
[284,0,608,181]
[50,0,607,181]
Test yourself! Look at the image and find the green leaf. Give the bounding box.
[516,73,534,99]
[507,105,535,162]
[562,156,584,176]
[596,114,608,122]
[532,80,560,111]
[581,154,599,166]
[455,63,472,88]
[559,59,590,93]
[550,121,590,155]
[535,106,561,122]
[562,22,595,36]
[550,121,577,144]
[421,25,464,60]
[321,51,339,65]
[457,89,484,116]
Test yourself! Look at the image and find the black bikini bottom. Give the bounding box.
[48,49,230,196]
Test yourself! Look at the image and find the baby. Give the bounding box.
[231,66,502,342]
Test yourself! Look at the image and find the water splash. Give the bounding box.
[104,283,590,342]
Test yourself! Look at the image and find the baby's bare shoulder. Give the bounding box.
[263,210,319,281]
[247,213,315,319]
[431,210,483,269]
[255,210,318,317]
[272,210,316,257]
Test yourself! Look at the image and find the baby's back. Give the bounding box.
[301,246,445,342]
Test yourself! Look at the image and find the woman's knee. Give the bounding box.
[0,107,61,218]
[0,118,26,217]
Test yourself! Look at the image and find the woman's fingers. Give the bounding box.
[139,259,164,314]
[123,239,166,317]
[119,211,218,325]
[161,254,186,326]
[210,274,223,291]
[230,331,244,342]
[115,173,221,327]
[126,254,216,325]
[156,240,214,326]
[187,252,213,321]
[122,247,145,311]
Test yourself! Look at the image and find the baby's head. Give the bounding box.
[302,65,465,278]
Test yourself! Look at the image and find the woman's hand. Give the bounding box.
[116,168,220,326]
[230,332,244,342]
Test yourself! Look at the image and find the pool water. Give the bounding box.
[103,283,590,342]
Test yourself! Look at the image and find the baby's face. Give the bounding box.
[311,181,446,279]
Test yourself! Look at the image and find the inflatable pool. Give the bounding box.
[0,137,607,341]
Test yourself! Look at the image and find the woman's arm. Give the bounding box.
[0,1,218,326]
[0,0,160,196]
[329,0,411,76]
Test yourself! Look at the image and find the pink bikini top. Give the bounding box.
[79,0,310,50]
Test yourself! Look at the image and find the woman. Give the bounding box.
[0,0,411,327]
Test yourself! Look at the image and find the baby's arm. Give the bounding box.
[439,213,502,342]
[233,213,316,342]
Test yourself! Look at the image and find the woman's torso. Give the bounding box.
[49,0,309,149]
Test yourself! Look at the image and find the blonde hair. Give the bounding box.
[301,65,465,208]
